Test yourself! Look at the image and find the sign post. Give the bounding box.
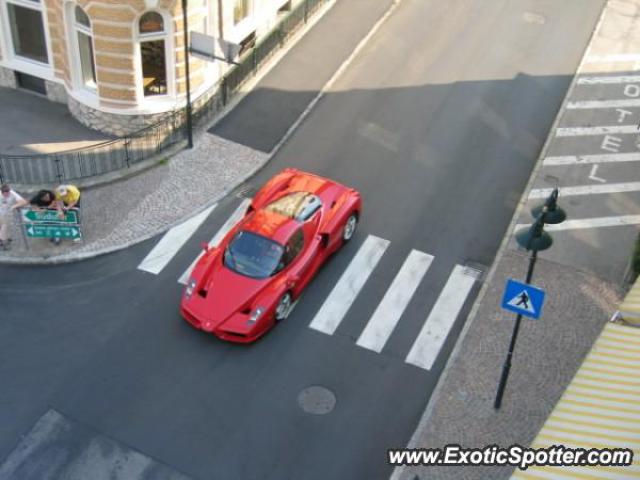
[501,279,545,319]
[21,208,82,249]
[494,189,565,409]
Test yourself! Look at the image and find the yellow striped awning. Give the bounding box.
[620,275,640,324]
[511,323,640,479]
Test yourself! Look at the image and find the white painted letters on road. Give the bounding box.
[624,84,640,97]
[601,135,622,153]
[588,165,606,183]
[616,108,633,123]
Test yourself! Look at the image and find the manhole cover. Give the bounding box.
[298,386,336,415]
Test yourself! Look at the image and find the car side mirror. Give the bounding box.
[201,242,209,252]
[319,233,329,248]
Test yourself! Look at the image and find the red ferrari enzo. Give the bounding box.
[180,168,362,343]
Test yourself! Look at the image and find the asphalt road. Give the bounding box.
[0,1,606,479]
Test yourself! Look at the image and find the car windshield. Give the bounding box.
[224,230,284,279]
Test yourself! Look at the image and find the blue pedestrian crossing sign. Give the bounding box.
[501,279,545,320]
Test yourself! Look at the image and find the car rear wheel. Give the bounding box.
[342,213,358,242]
[275,292,293,322]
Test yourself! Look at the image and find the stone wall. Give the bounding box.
[0,66,16,88]
[45,81,67,103]
[68,95,168,136]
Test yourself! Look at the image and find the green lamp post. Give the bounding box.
[494,188,566,409]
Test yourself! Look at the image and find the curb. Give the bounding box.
[389,2,610,479]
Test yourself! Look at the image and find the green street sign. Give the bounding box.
[25,224,82,239]
[22,209,78,224]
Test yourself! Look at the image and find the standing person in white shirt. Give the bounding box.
[0,184,28,250]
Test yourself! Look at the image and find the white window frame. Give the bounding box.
[65,2,97,94]
[179,0,216,90]
[232,0,252,26]
[0,0,55,80]
[135,10,174,104]
[228,0,255,46]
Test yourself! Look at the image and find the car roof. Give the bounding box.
[239,171,347,244]
[241,209,301,245]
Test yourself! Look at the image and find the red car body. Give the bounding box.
[180,168,362,343]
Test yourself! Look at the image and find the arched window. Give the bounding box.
[73,5,96,89]
[139,11,164,34]
[138,11,167,96]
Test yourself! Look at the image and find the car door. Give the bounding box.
[283,226,322,297]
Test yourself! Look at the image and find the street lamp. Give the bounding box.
[494,188,566,409]
[181,0,193,149]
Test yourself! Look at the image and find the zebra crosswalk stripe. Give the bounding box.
[356,249,433,353]
[405,265,476,371]
[178,198,252,285]
[138,204,216,275]
[309,235,389,336]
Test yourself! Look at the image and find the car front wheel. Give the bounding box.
[342,213,358,242]
[275,292,293,322]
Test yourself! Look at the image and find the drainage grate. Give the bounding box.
[463,261,486,281]
[235,183,256,199]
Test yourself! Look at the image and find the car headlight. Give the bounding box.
[247,306,265,324]
[185,278,197,299]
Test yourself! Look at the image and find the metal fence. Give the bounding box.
[0,111,186,184]
[0,0,328,185]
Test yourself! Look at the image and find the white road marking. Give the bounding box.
[566,98,640,109]
[178,198,251,285]
[543,152,640,166]
[516,215,640,232]
[356,250,434,353]
[585,53,640,63]
[556,125,638,136]
[405,265,476,371]
[588,164,606,182]
[309,235,390,335]
[137,204,216,275]
[577,74,640,84]
[529,182,640,199]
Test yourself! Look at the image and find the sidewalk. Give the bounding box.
[0,87,112,155]
[0,0,393,264]
[394,1,638,479]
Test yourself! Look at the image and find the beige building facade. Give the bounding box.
[0,0,296,135]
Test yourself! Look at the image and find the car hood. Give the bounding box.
[197,264,269,328]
